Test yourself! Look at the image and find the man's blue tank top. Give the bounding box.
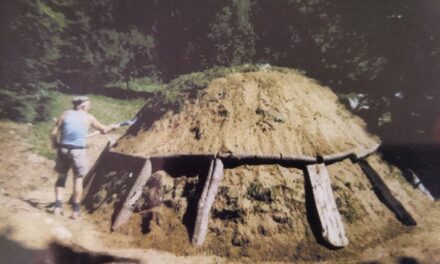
[61,110,88,147]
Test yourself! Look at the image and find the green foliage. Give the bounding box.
[60,27,157,92]
[0,0,66,122]
[0,84,55,122]
[207,0,256,67]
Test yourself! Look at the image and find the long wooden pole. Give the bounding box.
[108,143,380,164]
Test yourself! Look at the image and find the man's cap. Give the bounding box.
[72,96,89,106]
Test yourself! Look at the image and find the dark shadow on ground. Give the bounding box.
[81,151,146,230]
[0,230,139,264]
[398,256,420,264]
[0,233,41,264]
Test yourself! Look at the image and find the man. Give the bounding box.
[51,96,117,219]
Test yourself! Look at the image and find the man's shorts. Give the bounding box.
[55,147,89,177]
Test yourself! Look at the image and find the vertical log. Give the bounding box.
[111,158,152,231]
[192,158,224,246]
[193,159,215,237]
[358,158,416,226]
[306,163,349,247]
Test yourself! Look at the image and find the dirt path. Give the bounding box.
[0,120,439,263]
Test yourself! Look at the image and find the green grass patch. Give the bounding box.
[105,76,162,93]
[29,92,145,160]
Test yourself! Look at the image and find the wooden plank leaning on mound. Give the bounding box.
[192,158,224,246]
[357,158,417,226]
[111,158,153,231]
[306,163,349,247]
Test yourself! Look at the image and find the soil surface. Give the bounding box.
[115,71,379,157]
[0,110,439,262]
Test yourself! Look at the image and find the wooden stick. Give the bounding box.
[306,163,349,247]
[111,158,152,231]
[192,158,224,246]
[357,158,416,226]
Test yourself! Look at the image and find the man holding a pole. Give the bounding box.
[50,96,117,219]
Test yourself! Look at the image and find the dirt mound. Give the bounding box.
[81,69,432,261]
[114,70,379,157]
[0,118,436,262]
[83,152,430,261]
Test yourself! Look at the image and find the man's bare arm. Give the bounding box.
[89,115,116,134]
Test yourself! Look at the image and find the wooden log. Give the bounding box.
[192,158,224,246]
[306,163,349,247]
[111,158,152,231]
[353,143,380,160]
[109,144,380,164]
[192,159,214,241]
[357,158,417,226]
[82,141,111,201]
[322,150,353,162]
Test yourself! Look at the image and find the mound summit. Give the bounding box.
[115,70,380,159]
[83,69,429,261]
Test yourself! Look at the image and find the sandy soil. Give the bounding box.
[0,118,439,263]
[115,71,380,158]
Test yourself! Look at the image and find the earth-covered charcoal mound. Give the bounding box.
[83,69,430,261]
[84,153,428,261]
[113,70,380,158]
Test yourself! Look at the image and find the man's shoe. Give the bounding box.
[53,200,63,216]
[53,206,63,216]
[70,211,80,220]
[71,203,81,219]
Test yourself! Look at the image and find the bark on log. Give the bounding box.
[306,163,349,247]
[111,158,152,231]
[192,158,224,246]
[357,158,417,226]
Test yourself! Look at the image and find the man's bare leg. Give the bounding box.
[55,186,64,201]
[71,177,83,219]
[54,174,67,215]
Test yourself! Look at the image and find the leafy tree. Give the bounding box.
[0,0,66,121]
[207,0,256,67]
